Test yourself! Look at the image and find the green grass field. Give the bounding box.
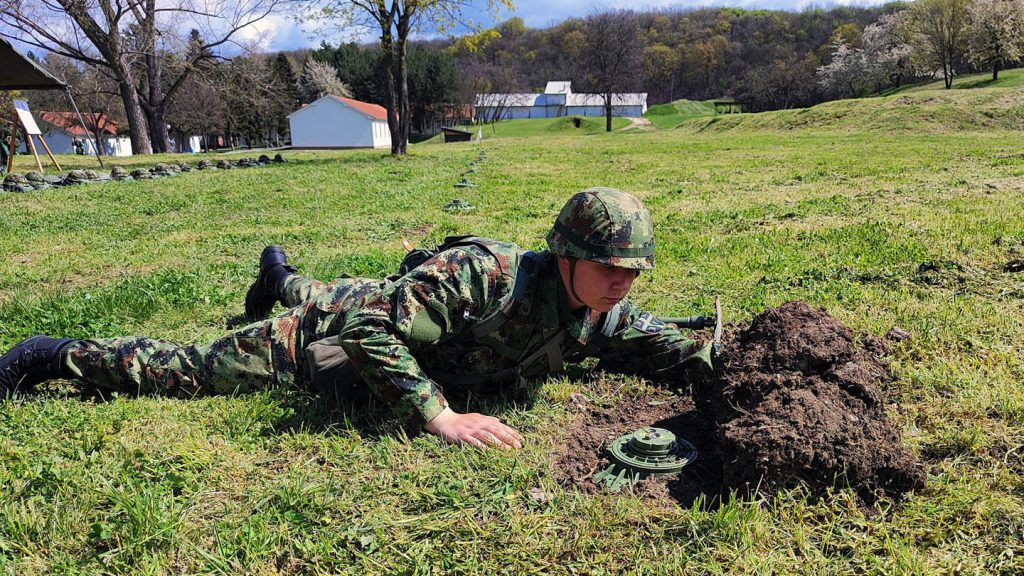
[644,99,718,129]
[2,79,1024,574]
[893,66,1024,92]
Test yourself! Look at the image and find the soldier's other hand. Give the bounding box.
[423,407,524,450]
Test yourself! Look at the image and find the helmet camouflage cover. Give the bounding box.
[546,187,655,270]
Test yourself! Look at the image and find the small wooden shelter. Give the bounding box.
[442,127,472,143]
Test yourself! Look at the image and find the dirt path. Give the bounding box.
[620,117,652,131]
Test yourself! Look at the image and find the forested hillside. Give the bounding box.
[445,6,895,109]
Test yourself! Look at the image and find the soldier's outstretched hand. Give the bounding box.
[423,407,524,450]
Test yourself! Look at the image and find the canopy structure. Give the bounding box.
[1,37,104,170]
[0,38,66,90]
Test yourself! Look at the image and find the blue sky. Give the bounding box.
[251,0,890,52]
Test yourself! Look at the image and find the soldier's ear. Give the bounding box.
[555,256,571,278]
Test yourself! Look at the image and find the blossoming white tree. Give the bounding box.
[966,0,1024,80]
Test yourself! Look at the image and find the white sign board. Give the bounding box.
[14,100,42,135]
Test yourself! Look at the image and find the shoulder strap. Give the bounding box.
[466,250,539,339]
[440,236,515,275]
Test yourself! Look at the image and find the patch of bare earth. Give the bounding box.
[552,392,723,508]
[552,301,926,507]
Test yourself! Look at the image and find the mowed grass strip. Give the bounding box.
[2,101,1024,574]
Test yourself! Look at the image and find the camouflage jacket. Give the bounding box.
[337,238,709,424]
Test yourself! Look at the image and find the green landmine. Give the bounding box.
[454,178,476,188]
[443,198,476,213]
[593,427,698,493]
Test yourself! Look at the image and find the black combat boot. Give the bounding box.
[0,336,77,397]
[244,245,297,319]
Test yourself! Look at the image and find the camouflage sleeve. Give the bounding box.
[594,300,715,384]
[337,246,511,425]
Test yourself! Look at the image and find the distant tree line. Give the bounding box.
[447,7,898,113]
[451,1,1023,114]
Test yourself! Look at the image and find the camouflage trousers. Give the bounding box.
[62,275,382,398]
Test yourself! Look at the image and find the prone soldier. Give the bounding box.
[0,188,714,449]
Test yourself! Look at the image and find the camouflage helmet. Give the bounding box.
[546,187,655,270]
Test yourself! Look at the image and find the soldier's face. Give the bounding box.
[557,257,638,313]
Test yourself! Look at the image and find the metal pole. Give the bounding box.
[65,87,104,169]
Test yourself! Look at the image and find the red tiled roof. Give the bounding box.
[328,95,388,120]
[38,111,118,136]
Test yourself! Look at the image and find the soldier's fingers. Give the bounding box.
[473,430,505,448]
[462,434,488,451]
[495,422,524,443]
[487,423,523,449]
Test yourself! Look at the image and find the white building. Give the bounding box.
[288,95,392,149]
[35,111,132,157]
[170,134,203,153]
[475,81,647,121]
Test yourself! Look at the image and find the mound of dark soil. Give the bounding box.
[693,301,926,502]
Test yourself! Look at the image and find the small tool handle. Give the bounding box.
[659,315,715,329]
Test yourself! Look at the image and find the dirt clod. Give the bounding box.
[552,301,925,506]
[694,301,926,503]
[886,326,911,342]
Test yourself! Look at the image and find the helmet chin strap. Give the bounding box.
[568,258,586,308]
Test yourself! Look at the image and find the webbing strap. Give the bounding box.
[467,251,537,339]
[544,331,565,374]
